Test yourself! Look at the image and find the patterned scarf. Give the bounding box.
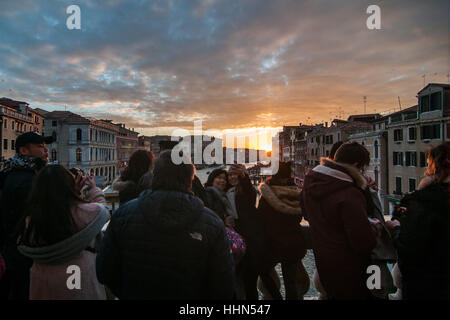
[0,154,46,176]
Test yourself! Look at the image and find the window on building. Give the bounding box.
[52,149,57,161]
[76,128,82,141]
[3,119,7,129]
[420,152,427,167]
[395,177,402,195]
[420,95,430,113]
[76,148,82,162]
[52,131,57,141]
[11,120,15,130]
[405,152,417,166]
[420,124,441,140]
[52,120,57,127]
[393,129,403,141]
[408,127,416,141]
[409,178,416,193]
[393,152,403,166]
[411,152,417,166]
[374,140,379,159]
[3,139,8,150]
[11,140,15,150]
[429,92,442,111]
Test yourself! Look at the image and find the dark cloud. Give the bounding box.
[0,0,448,135]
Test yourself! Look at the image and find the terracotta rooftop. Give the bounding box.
[33,108,50,116]
[0,97,29,108]
[44,111,91,124]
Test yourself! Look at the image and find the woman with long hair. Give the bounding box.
[419,142,450,189]
[387,142,450,299]
[112,150,154,204]
[17,165,109,300]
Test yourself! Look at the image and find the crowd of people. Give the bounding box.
[0,131,448,300]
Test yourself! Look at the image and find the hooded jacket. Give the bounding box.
[258,182,306,262]
[300,158,377,300]
[96,189,235,300]
[18,187,109,300]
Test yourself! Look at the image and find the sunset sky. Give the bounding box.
[0,0,448,149]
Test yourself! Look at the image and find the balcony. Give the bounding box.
[68,139,90,145]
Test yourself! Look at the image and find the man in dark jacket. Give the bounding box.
[96,150,235,299]
[300,142,377,300]
[0,132,52,300]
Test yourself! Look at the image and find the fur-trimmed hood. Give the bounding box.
[259,183,302,215]
[111,176,136,192]
[315,158,368,190]
[303,158,368,200]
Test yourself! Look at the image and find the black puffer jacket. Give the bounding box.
[1,170,34,248]
[96,189,235,300]
[392,182,450,299]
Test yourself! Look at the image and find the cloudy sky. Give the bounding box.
[0,0,448,147]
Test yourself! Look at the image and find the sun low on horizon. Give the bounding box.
[0,0,448,136]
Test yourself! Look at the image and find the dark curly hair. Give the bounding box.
[425,142,450,183]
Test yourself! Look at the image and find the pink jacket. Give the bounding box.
[28,187,109,300]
